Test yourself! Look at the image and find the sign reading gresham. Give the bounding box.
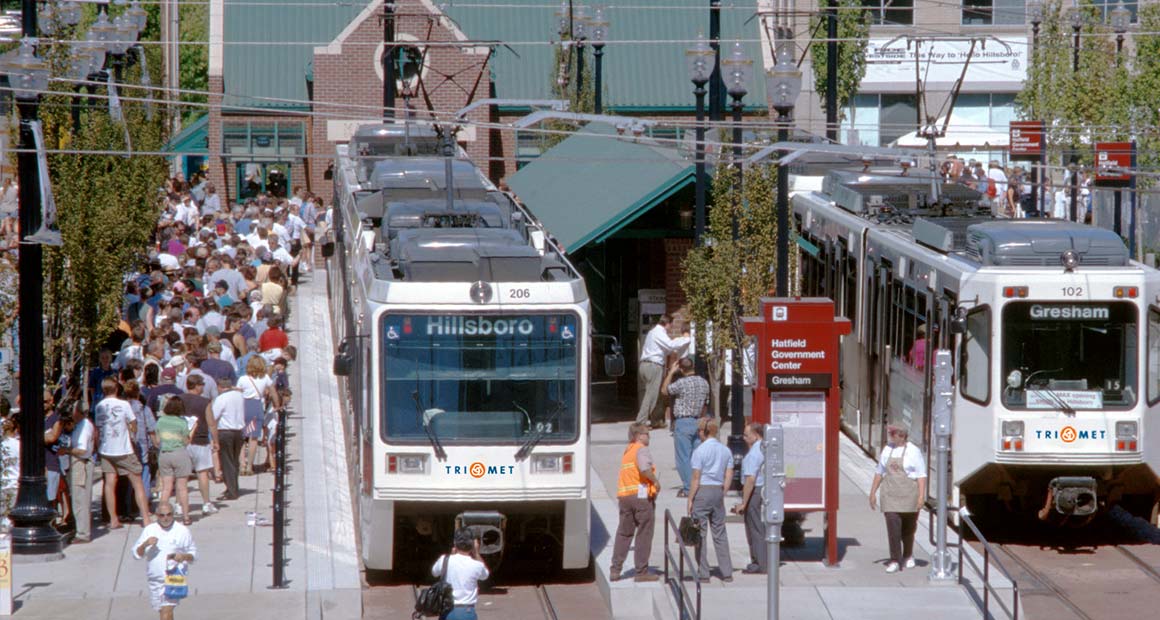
[1029,305,1110,321]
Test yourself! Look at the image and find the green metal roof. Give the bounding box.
[443,0,765,110]
[507,125,693,251]
[164,114,209,154]
[222,0,364,111]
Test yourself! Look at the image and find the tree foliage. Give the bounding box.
[809,0,871,125]
[1131,4,1160,189]
[539,41,596,151]
[179,2,209,124]
[31,10,170,368]
[681,162,796,415]
[1017,0,1131,162]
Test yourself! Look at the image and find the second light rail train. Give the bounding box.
[793,169,1160,525]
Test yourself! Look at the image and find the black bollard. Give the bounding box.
[270,407,288,589]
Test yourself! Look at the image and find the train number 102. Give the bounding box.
[1061,286,1083,297]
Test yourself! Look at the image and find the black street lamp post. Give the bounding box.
[687,34,713,246]
[1028,0,1044,216]
[574,5,589,96]
[382,0,397,120]
[1112,1,1129,61]
[4,11,62,556]
[722,41,752,479]
[766,46,802,297]
[1069,4,1083,222]
[708,0,722,121]
[589,6,608,114]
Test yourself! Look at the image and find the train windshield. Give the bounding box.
[380,313,580,443]
[1001,302,1138,410]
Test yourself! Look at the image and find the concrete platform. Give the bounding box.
[7,267,361,619]
[589,420,1005,620]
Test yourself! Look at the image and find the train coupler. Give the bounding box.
[455,510,506,555]
[1041,477,1098,520]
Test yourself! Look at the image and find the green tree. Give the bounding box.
[1132,4,1160,190]
[32,11,170,373]
[681,163,796,415]
[1017,1,1130,164]
[179,2,209,124]
[810,0,871,126]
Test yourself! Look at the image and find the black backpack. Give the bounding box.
[412,554,454,618]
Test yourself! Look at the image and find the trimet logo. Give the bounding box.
[444,462,515,477]
[1035,426,1106,442]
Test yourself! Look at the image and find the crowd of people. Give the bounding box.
[939,155,1093,220]
[0,169,329,618]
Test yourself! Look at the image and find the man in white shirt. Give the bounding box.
[133,503,197,618]
[95,378,152,527]
[636,316,690,427]
[431,527,490,618]
[66,404,96,542]
[987,161,1009,213]
[211,377,247,500]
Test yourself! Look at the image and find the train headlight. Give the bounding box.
[1115,421,1138,452]
[388,454,428,474]
[1116,421,1137,439]
[1060,249,1080,272]
[1001,420,1024,452]
[531,453,573,474]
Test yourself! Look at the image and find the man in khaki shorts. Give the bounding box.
[95,378,152,528]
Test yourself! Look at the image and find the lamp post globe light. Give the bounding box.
[3,34,64,557]
[555,0,569,37]
[573,4,589,94]
[686,32,713,246]
[1112,1,1129,58]
[722,40,751,160]
[90,10,116,47]
[126,0,148,33]
[589,5,608,114]
[766,46,801,298]
[60,1,83,26]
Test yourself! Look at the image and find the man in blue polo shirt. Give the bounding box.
[732,422,767,574]
[687,417,734,583]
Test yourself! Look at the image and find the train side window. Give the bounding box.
[1148,307,1160,405]
[959,306,991,405]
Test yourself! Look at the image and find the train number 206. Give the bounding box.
[1061,286,1083,297]
[509,288,532,299]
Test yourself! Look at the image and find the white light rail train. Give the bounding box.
[793,169,1160,525]
[327,124,623,575]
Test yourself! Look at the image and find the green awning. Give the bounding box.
[508,125,694,252]
[164,114,209,154]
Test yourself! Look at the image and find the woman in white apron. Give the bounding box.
[869,425,927,573]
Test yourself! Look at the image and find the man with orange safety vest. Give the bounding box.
[610,422,661,582]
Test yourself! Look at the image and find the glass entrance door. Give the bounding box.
[236,162,291,200]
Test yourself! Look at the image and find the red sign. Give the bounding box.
[1009,121,1045,160]
[743,297,850,567]
[1095,141,1134,186]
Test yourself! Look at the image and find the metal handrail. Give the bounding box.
[662,509,702,620]
[957,509,1020,620]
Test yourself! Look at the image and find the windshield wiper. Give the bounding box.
[514,402,565,462]
[413,391,447,461]
[1037,384,1077,417]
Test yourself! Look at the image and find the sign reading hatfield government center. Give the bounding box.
[767,338,832,390]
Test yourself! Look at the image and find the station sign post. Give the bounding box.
[1010,121,1046,216]
[1094,142,1136,255]
[743,297,850,567]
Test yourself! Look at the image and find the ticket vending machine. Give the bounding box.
[744,297,850,567]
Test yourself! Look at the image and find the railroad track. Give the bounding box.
[365,579,602,619]
[992,542,1160,620]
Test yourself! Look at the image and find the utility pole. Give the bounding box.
[382,0,397,121]
[825,0,838,143]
